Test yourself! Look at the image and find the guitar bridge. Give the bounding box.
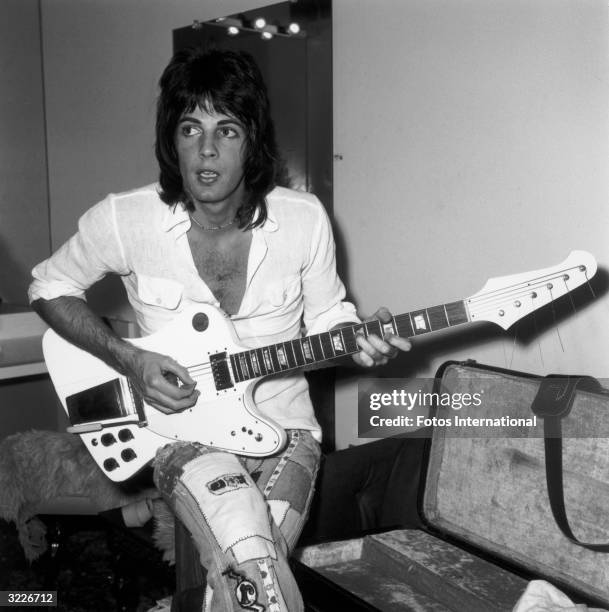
[210,352,234,391]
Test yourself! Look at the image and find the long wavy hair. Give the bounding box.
[155,47,283,229]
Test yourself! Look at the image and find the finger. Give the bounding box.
[363,334,398,358]
[385,334,412,352]
[355,335,390,365]
[352,351,376,368]
[161,357,196,386]
[371,306,393,324]
[146,386,200,413]
[154,375,200,403]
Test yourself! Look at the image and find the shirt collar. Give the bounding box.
[160,202,189,234]
[160,200,279,234]
[255,202,278,233]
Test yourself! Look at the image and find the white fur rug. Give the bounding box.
[0,429,174,562]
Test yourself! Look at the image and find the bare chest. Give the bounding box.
[187,229,252,315]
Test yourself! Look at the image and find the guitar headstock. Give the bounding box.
[467,251,597,330]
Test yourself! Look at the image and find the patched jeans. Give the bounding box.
[153,430,321,611]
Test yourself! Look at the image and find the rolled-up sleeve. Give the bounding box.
[28,196,128,303]
[301,200,359,334]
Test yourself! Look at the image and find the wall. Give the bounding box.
[40,0,274,318]
[333,0,609,447]
[0,0,57,439]
[41,0,273,248]
[0,0,50,305]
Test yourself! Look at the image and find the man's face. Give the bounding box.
[175,105,247,210]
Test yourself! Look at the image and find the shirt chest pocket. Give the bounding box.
[137,275,184,310]
[267,274,302,308]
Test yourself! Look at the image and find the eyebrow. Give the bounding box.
[177,116,244,128]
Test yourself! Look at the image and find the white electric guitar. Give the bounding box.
[42,251,596,482]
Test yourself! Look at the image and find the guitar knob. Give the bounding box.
[121,448,137,462]
[118,428,134,442]
[101,433,117,446]
[103,458,119,472]
[192,312,209,332]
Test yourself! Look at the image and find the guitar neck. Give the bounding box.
[229,300,469,382]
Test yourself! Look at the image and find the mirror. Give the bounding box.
[173,0,333,212]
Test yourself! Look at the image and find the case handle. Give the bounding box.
[532,375,609,552]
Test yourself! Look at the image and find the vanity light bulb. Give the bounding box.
[227,25,239,36]
[254,17,266,29]
[261,30,273,40]
[288,22,300,34]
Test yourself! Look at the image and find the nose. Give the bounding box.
[199,132,218,158]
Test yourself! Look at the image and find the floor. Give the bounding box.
[0,517,174,612]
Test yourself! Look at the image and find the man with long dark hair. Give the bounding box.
[30,48,410,610]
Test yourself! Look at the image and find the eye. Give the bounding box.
[218,126,240,139]
[180,124,200,137]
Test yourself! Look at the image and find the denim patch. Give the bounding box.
[223,568,264,611]
[208,473,250,495]
[265,460,310,514]
[153,442,209,497]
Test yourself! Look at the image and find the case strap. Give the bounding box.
[531,375,609,552]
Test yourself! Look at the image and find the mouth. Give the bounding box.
[196,170,219,184]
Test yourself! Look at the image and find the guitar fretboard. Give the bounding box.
[229,300,468,382]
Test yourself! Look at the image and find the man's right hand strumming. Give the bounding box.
[32,295,198,415]
[119,346,199,415]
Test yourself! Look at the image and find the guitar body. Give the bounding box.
[42,251,597,482]
[42,304,287,482]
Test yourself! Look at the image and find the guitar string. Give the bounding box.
[467,283,564,316]
[467,273,577,317]
[174,265,587,384]
[467,268,580,307]
[466,263,585,303]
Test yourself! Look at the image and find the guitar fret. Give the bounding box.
[365,320,382,338]
[445,300,468,325]
[301,338,314,361]
[256,348,267,376]
[238,353,250,379]
[269,346,282,371]
[232,353,244,382]
[292,340,305,366]
[244,352,255,378]
[342,326,360,353]
[320,332,335,359]
[410,309,431,335]
[250,350,261,377]
[276,345,288,369]
[285,342,297,368]
[427,305,450,331]
[310,335,324,360]
[330,329,346,355]
[262,348,274,373]
[396,314,414,338]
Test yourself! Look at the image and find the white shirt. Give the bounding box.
[29,184,358,438]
